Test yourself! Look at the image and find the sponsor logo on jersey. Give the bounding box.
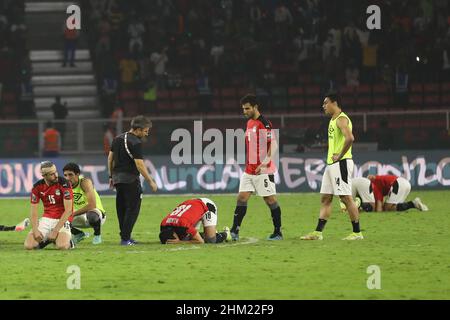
[64,190,71,199]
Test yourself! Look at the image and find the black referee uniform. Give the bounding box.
[111,132,144,242]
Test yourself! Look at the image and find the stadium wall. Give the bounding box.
[0,151,449,197]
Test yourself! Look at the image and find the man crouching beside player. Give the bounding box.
[159,198,231,244]
[24,161,74,250]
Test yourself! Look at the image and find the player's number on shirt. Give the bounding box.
[169,204,192,217]
[48,195,56,204]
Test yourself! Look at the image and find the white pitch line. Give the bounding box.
[163,237,259,252]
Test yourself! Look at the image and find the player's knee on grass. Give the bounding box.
[204,235,217,243]
[361,203,374,212]
[86,211,101,225]
[55,232,72,250]
[383,203,397,211]
[24,232,38,250]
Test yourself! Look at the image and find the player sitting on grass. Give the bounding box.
[63,163,106,245]
[367,175,428,212]
[0,218,30,231]
[159,198,231,244]
[24,161,74,250]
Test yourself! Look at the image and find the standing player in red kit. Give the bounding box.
[368,175,429,212]
[230,94,282,241]
[24,161,74,250]
[159,198,231,244]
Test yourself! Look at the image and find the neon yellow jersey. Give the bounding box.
[72,176,105,213]
[327,112,353,165]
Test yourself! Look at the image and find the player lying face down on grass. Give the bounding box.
[24,161,74,250]
[159,198,231,244]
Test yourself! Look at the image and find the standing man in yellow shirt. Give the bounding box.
[301,92,363,241]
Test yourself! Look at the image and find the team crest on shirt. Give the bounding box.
[55,190,61,196]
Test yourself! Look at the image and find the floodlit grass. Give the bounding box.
[1,191,449,300]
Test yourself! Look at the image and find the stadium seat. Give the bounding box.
[171,89,186,99]
[288,86,304,97]
[372,83,390,94]
[423,83,439,94]
[339,85,356,95]
[288,97,304,111]
[221,88,237,98]
[157,90,170,99]
[156,100,173,112]
[410,83,423,94]
[424,95,440,107]
[356,96,372,110]
[373,96,390,109]
[120,90,137,101]
[304,97,322,112]
[409,94,423,107]
[222,99,237,111]
[298,74,312,84]
[441,82,450,93]
[1,92,16,103]
[305,85,321,96]
[356,84,371,95]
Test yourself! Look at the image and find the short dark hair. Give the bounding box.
[63,162,81,175]
[240,94,259,107]
[131,115,152,130]
[159,227,176,244]
[325,91,340,106]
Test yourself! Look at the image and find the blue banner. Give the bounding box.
[1,151,449,197]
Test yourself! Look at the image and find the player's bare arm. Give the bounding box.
[30,203,43,242]
[333,117,354,162]
[375,200,383,212]
[48,198,73,241]
[107,151,114,189]
[134,159,157,192]
[166,231,205,244]
[73,178,96,217]
[256,135,278,174]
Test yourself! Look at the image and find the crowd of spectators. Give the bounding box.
[0,0,34,119]
[82,0,450,117]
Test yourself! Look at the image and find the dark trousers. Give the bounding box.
[115,181,142,241]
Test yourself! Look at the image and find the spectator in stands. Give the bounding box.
[196,66,212,113]
[128,16,145,54]
[62,23,79,67]
[345,60,360,87]
[150,46,169,89]
[42,121,61,158]
[103,123,115,156]
[142,79,157,113]
[119,54,138,87]
[51,96,68,143]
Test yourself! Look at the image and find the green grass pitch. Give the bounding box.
[0,191,449,300]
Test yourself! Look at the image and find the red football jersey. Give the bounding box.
[371,175,398,202]
[160,199,208,238]
[30,177,73,221]
[245,115,275,175]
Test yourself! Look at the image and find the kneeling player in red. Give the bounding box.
[24,161,74,250]
[159,198,231,244]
